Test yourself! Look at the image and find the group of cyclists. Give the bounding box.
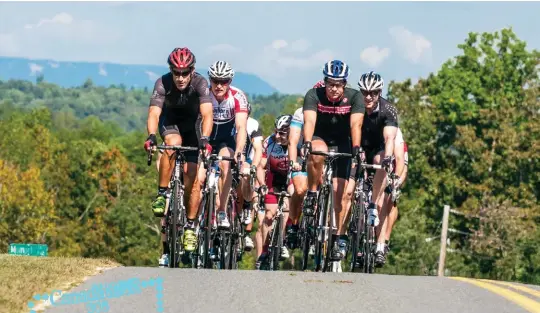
[143,47,409,271]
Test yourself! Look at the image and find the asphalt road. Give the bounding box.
[41,267,540,313]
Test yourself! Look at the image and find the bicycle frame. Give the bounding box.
[147,144,199,268]
[195,153,237,269]
[308,148,352,273]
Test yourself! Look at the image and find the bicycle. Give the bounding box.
[226,154,245,270]
[193,153,238,269]
[305,147,353,273]
[261,188,291,271]
[147,144,199,268]
[347,156,382,273]
[348,157,399,273]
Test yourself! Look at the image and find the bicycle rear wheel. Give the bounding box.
[269,215,283,271]
[299,214,313,271]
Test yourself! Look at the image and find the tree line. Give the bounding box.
[0,27,538,283]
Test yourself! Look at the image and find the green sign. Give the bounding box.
[8,243,48,256]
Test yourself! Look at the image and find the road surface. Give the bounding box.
[40,267,540,313]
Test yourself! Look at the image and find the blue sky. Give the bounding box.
[0,1,539,94]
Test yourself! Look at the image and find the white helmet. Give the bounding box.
[358,71,384,91]
[208,61,235,79]
[274,114,292,131]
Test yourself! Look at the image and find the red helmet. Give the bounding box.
[168,47,196,69]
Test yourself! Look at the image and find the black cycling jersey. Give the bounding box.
[150,72,212,130]
[361,96,399,151]
[302,87,365,142]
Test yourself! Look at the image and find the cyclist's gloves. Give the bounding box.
[199,136,212,157]
[259,185,268,196]
[352,145,362,164]
[144,134,157,151]
[301,141,312,157]
[382,156,393,173]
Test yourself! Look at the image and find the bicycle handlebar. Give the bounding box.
[309,150,353,159]
[268,191,292,198]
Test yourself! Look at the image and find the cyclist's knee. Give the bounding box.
[164,135,182,156]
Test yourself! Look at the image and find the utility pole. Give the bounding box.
[438,205,450,277]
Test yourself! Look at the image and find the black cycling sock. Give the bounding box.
[291,224,299,231]
[339,234,349,241]
[243,200,251,209]
[163,241,169,255]
[185,219,195,229]
[158,186,168,196]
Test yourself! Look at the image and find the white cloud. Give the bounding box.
[145,71,159,82]
[48,61,59,68]
[289,39,311,53]
[271,39,288,50]
[360,46,391,67]
[24,12,73,29]
[389,26,432,64]
[99,63,107,76]
[0,13,122,61]
[251,39,335,80]
[206,44,241,55]
[29,63,44,76]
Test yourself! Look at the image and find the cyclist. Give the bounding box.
[255,115,295,268]
[301,60,365,260]
[357,70,400,267]
[237,103,263,251]
[143,47,214,266]
[191,60,249,236]
[383,129,409,257]
[343,127,408,262]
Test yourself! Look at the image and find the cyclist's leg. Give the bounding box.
[216,143,234,228]
[287,170,307,249]
[261,188,279,261]
[385,163,408,244]
[153,125,182,217]
[332,141,352,240]
[304,136,327,213]
[370,150,390,265]
[255,196,265,262]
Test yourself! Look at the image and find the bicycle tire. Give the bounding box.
[299,215,312,271]
[322,185,335,273]
[313,188,328,272]
[168,182,180,268]
[203,187,216,269]
[227,196,241,270]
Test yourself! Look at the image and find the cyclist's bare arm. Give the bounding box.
[148,78,165,136]
[288,126,301,164]
[383,126,398,158]
[235,111,248,157]
[200,102,213,138]
[147,106,162,136]
[350,91,366,148]
[394,141,405,178]
[302,110,317,143]
[350,112,364,148]
[252,138,263,168]
[256,157,267,187]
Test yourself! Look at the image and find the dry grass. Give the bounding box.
[0,254,120,313]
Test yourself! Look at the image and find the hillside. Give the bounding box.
[0,56,279,96]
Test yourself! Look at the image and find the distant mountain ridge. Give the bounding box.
[0,56,279,96]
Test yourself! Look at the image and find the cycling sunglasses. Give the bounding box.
[361,90,381,97]
[210,78,232,85]
[275,130,289,136]
[171,69,191,78]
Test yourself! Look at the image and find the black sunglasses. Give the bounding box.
[361,90,380,97]
[211,78,231,85]
[171,69,191,78]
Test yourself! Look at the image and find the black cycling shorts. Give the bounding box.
[312,135,351,180]
[158,117,201,164]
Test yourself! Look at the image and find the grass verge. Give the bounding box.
[0,254,120,313]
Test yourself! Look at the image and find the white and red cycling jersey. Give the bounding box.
[209,85,249,143]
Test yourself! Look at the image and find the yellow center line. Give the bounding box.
[449,277,540,313]
[477,279,540,300]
